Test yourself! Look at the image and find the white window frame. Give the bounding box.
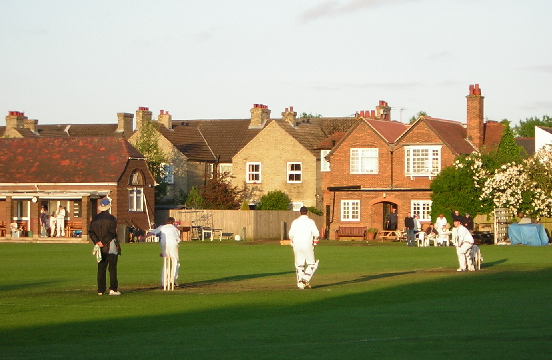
[321,150,331,172]
[291,202,303,211]
[341,200,360,221]
[350,148,379,174]
[246,162,261,183]
[287,162,302,183]
[219,163,233,176]
[128,187,144,212]
[411,200,432,222]
[404,146,441,176]
[161,163,174,184]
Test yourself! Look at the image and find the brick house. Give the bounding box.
[0,137,155,241]
[232,107,328,209]
[322,84,505,238]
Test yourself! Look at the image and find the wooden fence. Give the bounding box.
[155,209,324,241]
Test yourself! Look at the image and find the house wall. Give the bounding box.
[233,122,319,208]
[322,120,459,238]
[392,121,458,189]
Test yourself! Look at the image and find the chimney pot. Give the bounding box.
[290,106,293,112]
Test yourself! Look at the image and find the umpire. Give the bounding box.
[89,198,121,296]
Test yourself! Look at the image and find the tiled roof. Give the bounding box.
[366,119,408,143]
[422,117,475,155]
[158,119,264,163]
[516,137,535,156]
[0,124,124,138]
[0,137,144,183]
[315,132,347,150]
[482,121,505,153]
[276,120,329,156]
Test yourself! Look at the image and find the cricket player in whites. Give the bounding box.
[453,219,475,272]
[289,206,320,289]
[148,217,181,289]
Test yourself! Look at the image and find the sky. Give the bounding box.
[1,0,551,126]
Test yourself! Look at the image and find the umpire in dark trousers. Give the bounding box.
[89,198,121,296]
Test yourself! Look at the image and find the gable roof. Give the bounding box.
[0,137,145,183]
[365,119,408,143]
[482,121,505,153]
[417,117,475,155]
[275,120,328,156]
[157,119,264,163]
[0,124,125,138]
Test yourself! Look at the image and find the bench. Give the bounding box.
[379,229,405,242]
[335,226,367,240]
[66,220,83,237]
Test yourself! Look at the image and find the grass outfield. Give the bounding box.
[1,240,552,360]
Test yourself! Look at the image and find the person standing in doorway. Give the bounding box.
[55,205,66,237]
[404,212,416,247]
[89,198,121,295]
[40,206,50,237]
[385,208,398,231]
[148,217,181,288]
[289,206,320,289]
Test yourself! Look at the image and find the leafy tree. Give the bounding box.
[132,119,168,201]
[494,120,524,165]
[307,206,323,216]
[257,190,291,210]
[240,199,250,210]
[200,173,244,210]
[408,111,428,124]
[186,186,204,209]
[512,115,552,137]
[300,112,323,118]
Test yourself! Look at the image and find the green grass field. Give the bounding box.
[1,240,552,360]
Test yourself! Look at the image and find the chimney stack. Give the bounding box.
[135,106,152,130]
[376,100,391,120]
[249,104,271,129]
[281,106,297,127]
[466,84,484,150]
[116,112,134,139]
[5,111,27,132]
[158,109,173,129]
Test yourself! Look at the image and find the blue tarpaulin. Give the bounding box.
[508,223,549,246]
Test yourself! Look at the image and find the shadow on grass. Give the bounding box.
[481,258,508,268]
[125,271,295,293]
[316,271,416,288]
[0,280,60,293]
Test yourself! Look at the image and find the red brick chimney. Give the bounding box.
[466,84,484,150]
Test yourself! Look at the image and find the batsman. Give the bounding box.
[289,206,320,289]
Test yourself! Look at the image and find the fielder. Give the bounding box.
[148,217,181,288]
[288,206,320,289]
[453,219,475,272]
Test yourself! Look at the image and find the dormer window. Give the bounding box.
[130,170,145,186]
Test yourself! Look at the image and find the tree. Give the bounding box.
[494,120,524,165]
[132,119,168,201]
[185,186,204,209]
[512,115,552,137]
[300,112,323,118]
[200,173,244,210]
[257,190,291,210]
[430,152,493,220]
[481,145,552,219]
[408,111,428,124]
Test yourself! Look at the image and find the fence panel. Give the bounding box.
[166,209,323,240]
